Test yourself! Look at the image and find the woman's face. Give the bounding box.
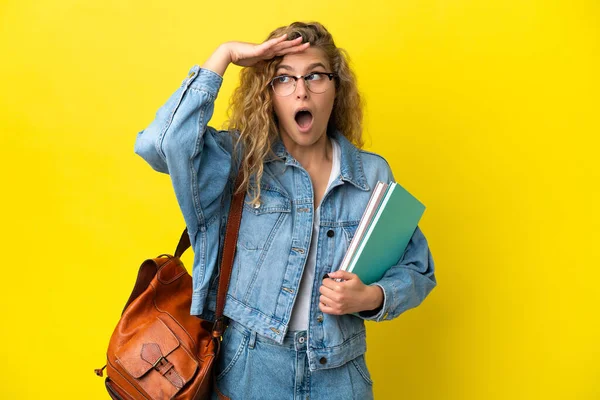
[271,47,336,151]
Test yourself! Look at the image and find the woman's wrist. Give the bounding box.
[201,43,232,78]
[365,285,384,311]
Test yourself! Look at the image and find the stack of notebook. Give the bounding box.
[337,181,426,285]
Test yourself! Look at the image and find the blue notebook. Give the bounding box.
[345,182,425,285]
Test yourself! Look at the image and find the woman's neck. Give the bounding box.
[281,132,333,171]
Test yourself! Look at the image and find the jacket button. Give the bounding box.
[326,230,334,238]
[316,315,323,323]
[319,357,327,364]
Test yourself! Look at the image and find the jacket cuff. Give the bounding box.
[357,283,392,321]
[183,65,223,98]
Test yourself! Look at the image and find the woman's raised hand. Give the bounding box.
[226,34,310,67]
[202,34,310,76]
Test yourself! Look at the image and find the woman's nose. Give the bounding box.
[295,78,309,99]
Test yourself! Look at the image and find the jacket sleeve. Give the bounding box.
[357,164,437,322]
[358,225,436,321]
[133,65,236,238]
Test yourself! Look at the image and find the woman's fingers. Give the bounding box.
[256,33,289,53]
[275,41,310,56]
[320,294,334,306]
[271,36,303,51]
[319,296,342,315]
[232,34,309,67]
[319,284,337,300]
[259,36,307,58]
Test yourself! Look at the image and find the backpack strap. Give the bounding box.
[173,171,245,337]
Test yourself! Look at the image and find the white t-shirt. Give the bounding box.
[289,138,341,331]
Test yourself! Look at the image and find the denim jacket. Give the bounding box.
[134,65,437,371]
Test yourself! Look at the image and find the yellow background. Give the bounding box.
[1,0,598,398]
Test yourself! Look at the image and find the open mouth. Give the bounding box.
[294,110,314,131]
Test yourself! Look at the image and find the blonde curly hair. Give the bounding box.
[226,21,364,205]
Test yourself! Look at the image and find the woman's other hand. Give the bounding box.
[318,271,384,315]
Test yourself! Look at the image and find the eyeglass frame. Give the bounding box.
[268,72,337,96]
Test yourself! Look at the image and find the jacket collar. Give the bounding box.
[266,131,370,191]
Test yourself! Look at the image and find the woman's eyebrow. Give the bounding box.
[276,62,328,73]
[306,62,328,70]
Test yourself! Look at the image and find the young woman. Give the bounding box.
[135,21,436,400]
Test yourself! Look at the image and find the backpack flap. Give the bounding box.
[115,318,198,398]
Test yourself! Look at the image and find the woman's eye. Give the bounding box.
[276,76,292,84]
[306,73,321,81]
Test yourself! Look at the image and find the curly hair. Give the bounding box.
[226,21,364,205]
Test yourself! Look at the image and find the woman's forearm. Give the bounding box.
[201,44,232,77]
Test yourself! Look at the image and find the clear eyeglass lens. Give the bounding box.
[272,74,331,96]
[307,74,328,94]
[273,78,295,96]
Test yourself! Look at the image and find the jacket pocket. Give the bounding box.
[350,354,373,386]
[231,188,291,298]
[238,188,291,249]
[216,325,248,381]
[341,223,359,247]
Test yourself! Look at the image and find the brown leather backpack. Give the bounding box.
[95,174,244,399]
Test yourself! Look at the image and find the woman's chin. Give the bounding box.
[279,122,328,148]
[291,129,325,146]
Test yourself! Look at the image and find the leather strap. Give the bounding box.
[174,229,191,259]
[122,259,159,315]
[173,171,245,337]
[212,338,229,400]
[141,343,184,389]
[212,172,245,337]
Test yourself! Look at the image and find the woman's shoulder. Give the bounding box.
[356,148,395,183]
[333,133,390,167]
[333,134,395,183]
[357,148,390,167]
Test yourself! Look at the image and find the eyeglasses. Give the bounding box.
[269,72,336,97]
